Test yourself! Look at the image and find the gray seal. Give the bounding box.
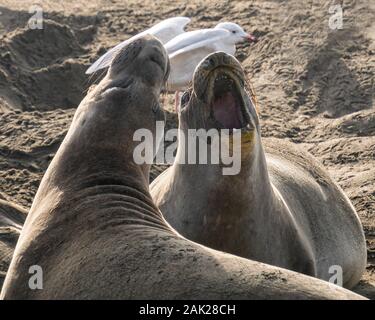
[151,52,367,289]
[1,38,365,299]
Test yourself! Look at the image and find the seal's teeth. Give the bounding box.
[214,74,235,90]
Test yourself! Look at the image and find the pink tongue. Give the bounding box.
[213,92,242,129]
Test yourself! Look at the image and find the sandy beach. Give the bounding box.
[0,0,374,297]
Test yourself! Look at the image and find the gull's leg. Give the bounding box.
[174,91,180,113]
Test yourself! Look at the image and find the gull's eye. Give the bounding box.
[180,91,190,107]
[232,30,236,34]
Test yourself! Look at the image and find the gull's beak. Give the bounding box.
[243,33,257,42]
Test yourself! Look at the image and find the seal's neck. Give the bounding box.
[164,126,280,254]
[173,126,275,219]
[29,87,167,229]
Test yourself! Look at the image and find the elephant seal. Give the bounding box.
[1,37,365,299]
[151,52,367,289]
[0,200,27,289]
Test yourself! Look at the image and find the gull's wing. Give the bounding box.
[165,29,229,58]
[85,35,142,74]
[149,17,191,42]
[86,16,191,74]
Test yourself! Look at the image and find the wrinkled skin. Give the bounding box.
[0,200,27,289]
[0,38,365,300]
[151,52,367,289]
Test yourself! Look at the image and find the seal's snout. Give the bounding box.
[140,40,170,81]
[192,52,244,99]
[198,51,241,74]
[109,35,169,87]
[187,52,257,134]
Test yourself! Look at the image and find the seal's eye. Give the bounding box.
[180,91,190,108]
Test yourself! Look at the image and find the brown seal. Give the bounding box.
[1,37,365,299]
[151,52,367,289]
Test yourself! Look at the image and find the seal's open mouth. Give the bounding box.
[210,72,251,131]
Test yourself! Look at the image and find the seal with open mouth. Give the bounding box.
[151,52,367,289]
[0,38,365,299]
